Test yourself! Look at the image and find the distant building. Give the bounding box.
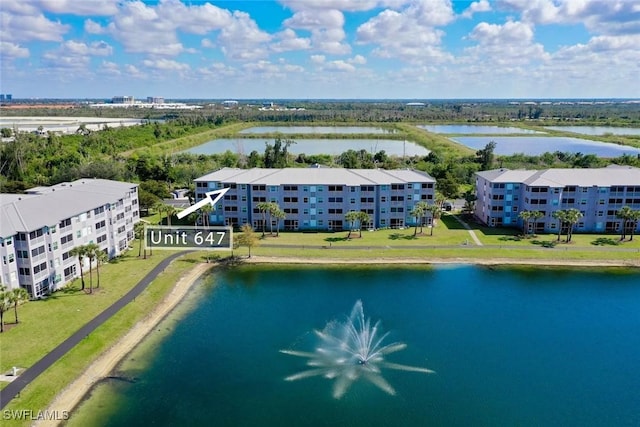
[222,100,239,108]
[474,165,640,234]
[147,96,165,104]
[0,94,12,101]
[112,95,135,104]
[0,179,140,298]
[194,167,436,231]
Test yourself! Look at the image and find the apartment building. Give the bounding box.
[194,167,436,231]
[0,179,139,298]
[475,165,640,234]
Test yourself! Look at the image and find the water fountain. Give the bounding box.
[281,300,435,399]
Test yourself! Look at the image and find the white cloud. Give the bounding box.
[283,7,351,54]
[142,58,190,72]
[324,60,356,72]
[271,29,311,53]
[201,38,215,49]
[496,0,640,35]
[40,40,113,72]
[218,11,272,60]
[356,0,455,64]
[310,55,326,64]
[0,41,30,61]
[84,19,105,34]
[124,64,146,79]
[36,0,120,16]
[0,10,69,42]
[461,0,491,18]
[98,60,120,76]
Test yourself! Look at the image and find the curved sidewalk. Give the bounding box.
[0,252,185,409]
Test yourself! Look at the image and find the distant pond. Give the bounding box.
[450,136,640,157]
[544,126,640,136]
[183,138,429,156]
[419,125,544,134]
[240,126,396,134]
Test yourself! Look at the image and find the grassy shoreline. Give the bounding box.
[1,222,638,425]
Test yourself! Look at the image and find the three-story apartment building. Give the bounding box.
[0,179,139,298]
[194,167,436,231]
[475,165,640,234]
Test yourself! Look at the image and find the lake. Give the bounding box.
[545,126,640,136]
[240,126,396,134]
[69,265,640,427]
[419,125,544,134]
[182,138,429,156]
[450,136,640,157]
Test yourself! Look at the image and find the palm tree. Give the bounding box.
[165,205,177,227]
[345,211,359,239]
[0,286,11,333]
[552,210,567,242]
[85,243,100,294]
[617,206,634,241]
[134,221,146,258]
[519,210,533,238]
[565,208,583,242]
[69,245,87,290]
[154,202,167,225]
[273,207,286,237]
[9,287,29,324]
[200,204,213,227]
[357,211,370,238]
[256,202,271,237]
[267,202,280,236]
[435,192,446,210]
[410,204,424,237]
[94,250,108,289]
[529,210,544,236]
[630,210,640,241]
[426,204,441,236]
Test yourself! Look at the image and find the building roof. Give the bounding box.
[476,165,640,187]
[195,167,435,186]
[1,179,137,237]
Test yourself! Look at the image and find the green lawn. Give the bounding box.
[0,244,221,426]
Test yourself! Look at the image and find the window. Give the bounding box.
[97,234,107,244]
[31,245,45,257]
[19,267,31,276]
[59,218,72,228]
[328,185,343,192]
[61,234,73,244]
[96,220,106,230]
[17,250,29,258]
[29,229,44,240]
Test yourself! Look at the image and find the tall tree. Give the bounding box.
[617,206,633,241]
[410,204,425,237]
[273,206,286,237]
[134,221,146,258]
[426,204,442,236]
[94,249,108,289]
[85,243,100,294]
[0,286,11,333]
[357,211,370,238]
[69,245,87,290]
[552,210,567,242]
[476,141,497,171]
[345,211,359,239]
[565,208,583,242]
[256,202,271,237]
[519,210,533,237]
[165,205,177,227]
[237,224,259,258]
[200,204,213,227]
[9,287,29,324]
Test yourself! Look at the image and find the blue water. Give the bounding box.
[182,138,429,156]
[545,126,640,136]
[240,126,396,134]
[73,266,640,426]
[419,125,544,134]
[450,136,640,157]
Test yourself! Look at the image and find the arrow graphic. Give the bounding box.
[176,187,229,220]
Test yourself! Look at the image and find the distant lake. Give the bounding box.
[240,126,396,134]
[419,125,544,134]
[450,136,640,157]
[545,126,640,136]
[183,138,429,156]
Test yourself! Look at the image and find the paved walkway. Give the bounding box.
[0,252,185,410]
[450,215,483,246]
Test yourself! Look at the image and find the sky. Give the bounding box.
[1,0,640,100]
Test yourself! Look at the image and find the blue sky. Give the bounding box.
[2,0,639,99]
